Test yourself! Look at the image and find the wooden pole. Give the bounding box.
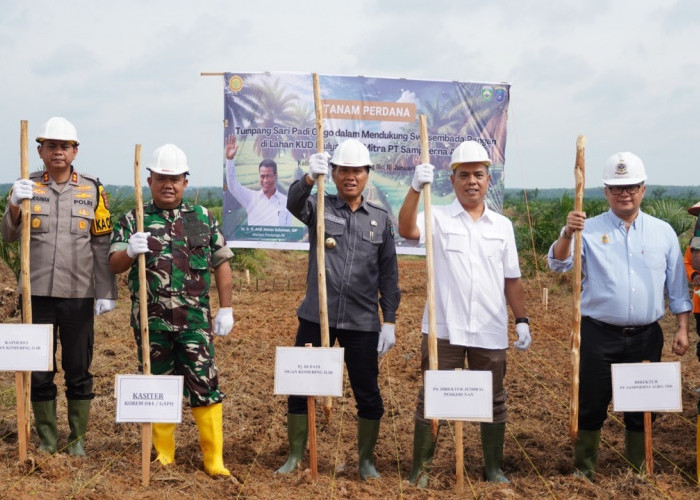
[569,135,586,442]
[419,115,439,438]
[16,120,31,462]
[643,360,653,475]
[305,344,318,480]
[454,369,464,492]
[696,407,699,482]
[133,145,152,486]
[312,73,332,422]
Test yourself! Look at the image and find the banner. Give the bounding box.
[221,72,510,253]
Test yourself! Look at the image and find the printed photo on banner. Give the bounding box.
[221,72,510,253]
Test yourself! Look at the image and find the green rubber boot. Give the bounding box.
[408,421,438,488]
[357,417,381,480]
[66,399,91,457]
[481,422,509,483]
[573,429,600,481]
[275,414,308,474]
[625,429,646,473]
[32,400,58,454]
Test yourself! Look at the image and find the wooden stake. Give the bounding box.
[570,135,586,442]
[16,120,31,462]
[419,115,439,438]
[454,369,464,492]
[312,73,332,422]
[643,360,653,475]
[305,343,318,480]
[133,145,152,486]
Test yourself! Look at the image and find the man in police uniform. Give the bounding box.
[2,116,117,456]
[108,143,234,477]
[276,139,401,480]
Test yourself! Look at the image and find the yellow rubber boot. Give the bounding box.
[192,403,230,477]
[152,423,176,465]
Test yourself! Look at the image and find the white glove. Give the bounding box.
[411,163,434,192]
[308,152,330,180]
[514,323,532,351]
[377,323,396,357]
[10,179,34,206]
[213,307,234,336]
[94,299,116,316]
[126,232,151,258]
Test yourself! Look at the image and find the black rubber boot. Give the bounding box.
[408,421,438,488]
[275,413,308,474]
[573,429,600,481]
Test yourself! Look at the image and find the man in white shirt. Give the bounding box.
[398,140,531,486]
[224,135,291,226]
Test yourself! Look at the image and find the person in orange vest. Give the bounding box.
[685,201,700,360]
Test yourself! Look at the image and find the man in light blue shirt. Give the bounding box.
[548,151,691,481]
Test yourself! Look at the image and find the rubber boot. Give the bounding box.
[32,400,58,454]
[192,403,230,477]
[152,423,177,465]
[573,429,600,481]
[66,399,91,457]
[358,417,381,480]
[481,422,509,483]
[408,421,438,488]
[625,429,646,473]
[274,413,308,474]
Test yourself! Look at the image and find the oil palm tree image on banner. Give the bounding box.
[221,72,510,254]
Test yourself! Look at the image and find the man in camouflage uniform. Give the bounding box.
[109,144,234,477]
[1,117,117,457]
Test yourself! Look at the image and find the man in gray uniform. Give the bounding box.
[275,138,401,480]
[2,117,117,456]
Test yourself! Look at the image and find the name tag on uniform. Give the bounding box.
[324,214,346,225]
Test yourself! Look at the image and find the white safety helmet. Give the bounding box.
[450,141,491,169]
[146,144,190,175]
[36,116,79,145]
[330,139,371,168]
[602,152,647,186]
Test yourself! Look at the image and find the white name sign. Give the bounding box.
[115,374,184,423]
[612,362,682,412]
[0,324,53,371]
[424,370,493,422]
[274,347,344,397]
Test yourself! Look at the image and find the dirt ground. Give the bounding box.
[1,251,700,500]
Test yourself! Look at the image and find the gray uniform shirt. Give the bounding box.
[287,178,400,332]
[1,169,117,299]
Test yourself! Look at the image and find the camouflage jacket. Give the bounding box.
[110,201,233,332]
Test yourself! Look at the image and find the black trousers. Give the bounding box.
[287,317,383,420]
[579,316,663,432]
[24,296,95,402]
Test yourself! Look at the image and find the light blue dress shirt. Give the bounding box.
[548,209,691,326]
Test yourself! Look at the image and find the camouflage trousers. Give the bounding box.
[133,328,225,407]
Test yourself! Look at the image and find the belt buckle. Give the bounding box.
[621,326,637,335]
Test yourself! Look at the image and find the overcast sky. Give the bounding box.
[2,0,699,190]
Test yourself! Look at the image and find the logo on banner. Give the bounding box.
[481,86,493,102]
[228,75,244,92]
